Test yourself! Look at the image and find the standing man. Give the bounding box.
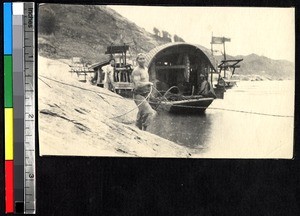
[132,53,156,131]
[102,59,115,91]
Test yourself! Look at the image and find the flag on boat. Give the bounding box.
[211,37,231,44]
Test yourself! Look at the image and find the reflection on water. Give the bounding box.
[148,81,295,158]
[149,112,213,150]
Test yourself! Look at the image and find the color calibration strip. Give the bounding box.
[4,2,36,214]
[4,2,14,213]
[13,2,25,213]
[23,2,36,214]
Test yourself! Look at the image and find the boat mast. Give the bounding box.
[222,37,227,61]
[211,32,214,57]
[211,32,214,84]
[222,37,227,78]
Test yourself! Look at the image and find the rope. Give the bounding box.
[38,77,52,88]
[150,87,293,118]
[160,102,293,118]
[109,86,153,119]
[151,86,168,110]
[152,86,165,98]
[39,75,128,99]
[163,86,180,98]
[39,75,293,118]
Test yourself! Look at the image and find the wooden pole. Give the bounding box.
[124,44,127,65]
[96,68,101,85]
[184,54,190,82]
[211,32,214,56]
[211,67,213,84]
[223,37,226,61]
[223,38,226,78]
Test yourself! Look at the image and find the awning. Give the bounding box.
[144,42,218,71]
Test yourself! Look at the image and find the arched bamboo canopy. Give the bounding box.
[144,42,217,71]
[144,42,217,94]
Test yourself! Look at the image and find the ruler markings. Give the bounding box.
[13,8,25,207]
[23,2,36,214]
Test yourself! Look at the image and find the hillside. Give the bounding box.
[38,4,294,80]
[38,4,170,63]
[215,53,294,80]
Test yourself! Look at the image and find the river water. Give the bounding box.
[148,80,295,158]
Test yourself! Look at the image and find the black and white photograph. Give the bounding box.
[38,4,295,158]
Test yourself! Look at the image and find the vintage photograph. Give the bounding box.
[38,4,295,158]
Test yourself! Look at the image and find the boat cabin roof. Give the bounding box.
[144,42,218,71]
[89,59,110,70]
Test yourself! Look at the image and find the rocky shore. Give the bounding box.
[38,56,191,158]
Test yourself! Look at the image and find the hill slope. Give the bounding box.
[239,54,294,80]
[215,53,294,80]
[38,4,170,63]
[38,4,294,80]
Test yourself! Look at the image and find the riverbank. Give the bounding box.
[38,56,191,157]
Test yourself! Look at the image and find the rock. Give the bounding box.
[38,56,191,158]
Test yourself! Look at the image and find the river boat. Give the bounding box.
[144,42,217,113]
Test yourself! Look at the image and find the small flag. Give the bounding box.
[211,36,231,44]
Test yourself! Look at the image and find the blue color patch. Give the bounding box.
[4,3,12,54]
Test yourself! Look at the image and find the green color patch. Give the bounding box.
[4,55,13,107]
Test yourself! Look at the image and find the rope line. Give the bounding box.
[152,86,293,118]
[39,75,155,119]
[38,77,52,88]
[39,75,129,99]
[39,76,293,119]
[109,86,153,119]
[207,107,293,118]
[159,103,294,118]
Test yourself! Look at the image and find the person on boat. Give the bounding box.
[197,74,217,98]
[197,74,210,96]
[132,53,156,131]
[102,59,115,91]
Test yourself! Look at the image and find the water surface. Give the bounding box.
[148,80,294,158]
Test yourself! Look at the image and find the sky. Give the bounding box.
[108,6,295,62]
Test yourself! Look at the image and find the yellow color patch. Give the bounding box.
[5,108,13,160]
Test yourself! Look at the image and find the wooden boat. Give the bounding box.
[89,43,135,97]
[144,42,218,113]
[214,77,239,89]
[214,61,242,90]
[150,95,214,113]
[210,36,243,90]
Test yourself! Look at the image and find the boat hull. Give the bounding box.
[150,98,214,114]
